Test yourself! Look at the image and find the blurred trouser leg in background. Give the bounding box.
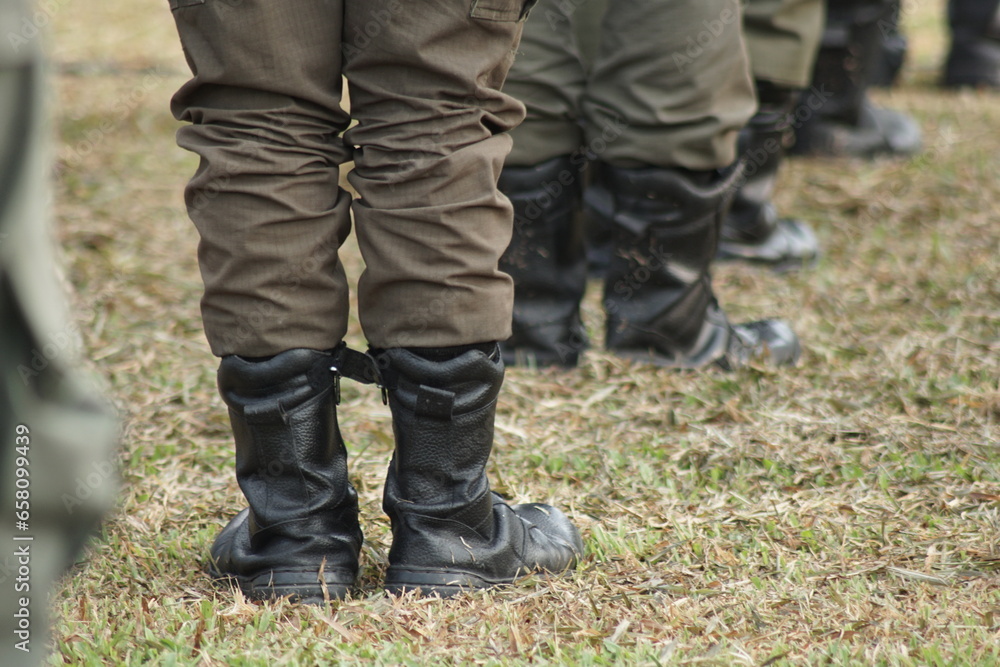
[720,0,824,269]
[942,0,1000,88]
[743,0,825,89]
[1,0,119,664]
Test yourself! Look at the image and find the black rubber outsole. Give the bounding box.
[209,567,355,604]
[384,567,516,598]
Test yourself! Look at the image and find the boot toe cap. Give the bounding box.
[207,508,359,602]
[719,217,820,270]
[725,320,801,369]
[511,502,585,568]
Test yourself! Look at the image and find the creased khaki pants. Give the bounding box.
[170,0,531,356]
[505,0,756,170]
[744,0,825,87]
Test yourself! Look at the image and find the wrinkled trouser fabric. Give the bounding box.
[744,0,826,88]
[170,0,530,356]
[504,0,756,170]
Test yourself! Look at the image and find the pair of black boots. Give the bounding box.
[499,153,803,370]
[208,343,583,602]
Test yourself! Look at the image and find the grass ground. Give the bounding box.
[44,0,999,664]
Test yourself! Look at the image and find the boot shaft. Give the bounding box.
[499,156,588,367]
[727,83,798,244]
[944,0,1000,88]
[813,0,898,124]
[375,344,584,594]
[218,348,358,541]
[598,163,740,365]
[376,345,502,531]
[499,155,586,290]
[949,0,1000,35]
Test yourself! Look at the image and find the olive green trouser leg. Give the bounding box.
[506,0,755,171]
[344,1,527,349]
[171,0,527,356]
[743,0,826,88]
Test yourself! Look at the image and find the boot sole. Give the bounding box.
[384,567,517,598]
[716,245,820,274]
[209,567,355,604]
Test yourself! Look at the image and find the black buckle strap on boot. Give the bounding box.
[209,348,364,603]
[598,162,801,370]
[718,81,820,271]
[375,345,583,597]
[498,155,588,368]
[328,341,385,404]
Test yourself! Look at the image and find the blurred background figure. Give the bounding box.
[942,0,1000,88]
[790,0,923,158]
[1,1,119,664]
[720,0,825,268]
[497,0,803,370]
[874,0,1000,89]
[792,0,1000,156]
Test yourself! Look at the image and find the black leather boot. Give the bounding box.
[208,346,366,602]
[719,82,820,271]
[791,0,922,158]
[942,0,1000,89]
[498,156,588,368]
[582,169,617,278]
[870,0,907,87]
[598,162,801,370]
[375,344,583,597]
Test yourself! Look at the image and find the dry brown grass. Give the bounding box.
[45,0,999,664]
